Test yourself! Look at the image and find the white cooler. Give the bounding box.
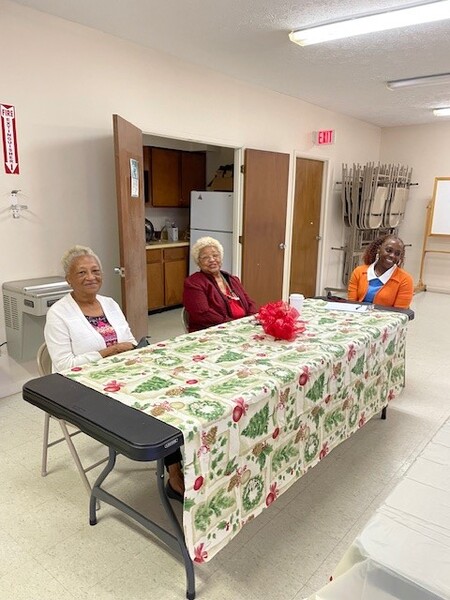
[2,276,71,361]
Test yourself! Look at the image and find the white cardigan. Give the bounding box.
[44,293,137,372]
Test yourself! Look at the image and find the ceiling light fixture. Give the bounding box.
[387,72,450,89]
[289,0,450,46]
[433,107,450,116]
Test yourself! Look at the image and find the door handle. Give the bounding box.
[114,267,125,278]
[279,243,286,250]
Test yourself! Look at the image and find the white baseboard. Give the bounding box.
[424,287,450,294]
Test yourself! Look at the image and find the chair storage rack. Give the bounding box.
[335,162,413,288]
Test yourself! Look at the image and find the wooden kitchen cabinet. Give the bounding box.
[146,246,188,310]
[146,248,165,310]
[180,151,206,207]
[164,247,188,306]
[150,148,181,207]
[145,146,206,207]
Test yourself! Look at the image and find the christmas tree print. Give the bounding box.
[306,373,325,402]
[242,404,270,439]
[132,376,172,393]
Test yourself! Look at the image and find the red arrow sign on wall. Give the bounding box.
[1,104,20,175]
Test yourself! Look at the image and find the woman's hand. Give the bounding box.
[99,342,134,358]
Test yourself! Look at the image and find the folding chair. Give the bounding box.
[181,307,190,333]
[38,343,107,496]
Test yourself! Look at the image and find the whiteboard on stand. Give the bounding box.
[429,177,450,236]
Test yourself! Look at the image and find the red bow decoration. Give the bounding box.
[257,300,306,341]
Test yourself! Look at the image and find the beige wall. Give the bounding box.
[0,0,382,344]
[381,122,450,293]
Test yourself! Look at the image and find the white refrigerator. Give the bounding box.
[189,191,233,274]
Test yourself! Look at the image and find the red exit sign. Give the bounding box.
[313,129,335,145]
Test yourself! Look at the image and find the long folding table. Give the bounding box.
[22,374,195,599]
[22,300,411,599]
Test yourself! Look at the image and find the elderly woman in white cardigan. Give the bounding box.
[44,245,136,372]
[44,245,185,501]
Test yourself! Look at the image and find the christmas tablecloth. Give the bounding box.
[62,299,408,563]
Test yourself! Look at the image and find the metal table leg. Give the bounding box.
[88,448,195,600]
[156,459,195,600]
[89,447,116,525]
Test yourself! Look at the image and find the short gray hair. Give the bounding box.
[191,236,224,267]
[61,245,102,276]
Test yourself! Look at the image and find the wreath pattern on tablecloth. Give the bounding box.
[242,475,264,512]
[304,432,320,463]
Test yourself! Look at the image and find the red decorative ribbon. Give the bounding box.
[257,300,306,341]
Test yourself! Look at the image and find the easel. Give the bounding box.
[416,177,450,293]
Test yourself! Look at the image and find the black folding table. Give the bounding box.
[23,374,195,600]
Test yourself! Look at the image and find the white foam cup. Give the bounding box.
[289,293,304,314]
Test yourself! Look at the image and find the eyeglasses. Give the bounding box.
[199,253,221,263]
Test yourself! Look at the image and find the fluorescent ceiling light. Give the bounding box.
[433,107,450,116]
[387,72,450,89]
[289,0,450,46]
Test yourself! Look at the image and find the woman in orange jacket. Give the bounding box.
[348,235,413,309]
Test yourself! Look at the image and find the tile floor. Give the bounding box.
[0,294,449,600]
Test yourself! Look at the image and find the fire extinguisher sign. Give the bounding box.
[1,104,20,175]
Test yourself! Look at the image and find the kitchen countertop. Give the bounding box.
[146,241,190,250]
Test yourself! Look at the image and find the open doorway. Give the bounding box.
[142,133,236,317]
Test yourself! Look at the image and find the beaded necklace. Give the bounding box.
[219,273,240,301]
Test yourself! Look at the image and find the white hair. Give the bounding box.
[191,236,224,267]
[61,245,102,275]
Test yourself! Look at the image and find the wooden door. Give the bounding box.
[180,152,206,207]
[289,158,324,298]
[241,149,290,306]
[113,114,148,339]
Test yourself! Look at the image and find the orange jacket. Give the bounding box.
[348,265,413,309]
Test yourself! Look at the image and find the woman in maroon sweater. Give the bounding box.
[183,237,258,332]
